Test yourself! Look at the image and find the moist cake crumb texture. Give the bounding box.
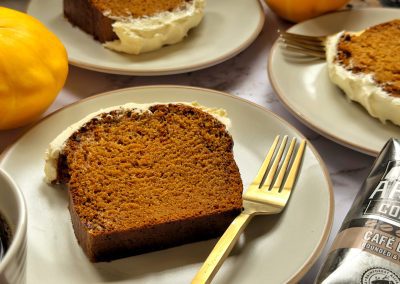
[55,104,243,261]
[335,20,400,96]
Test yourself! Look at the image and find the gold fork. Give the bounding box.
[192,135,306,284]
[279,30,328,59]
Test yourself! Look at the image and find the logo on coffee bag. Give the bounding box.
[362,267,400,284]
[365,161,400,225]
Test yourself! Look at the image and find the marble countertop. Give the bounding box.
[0,1,385,283]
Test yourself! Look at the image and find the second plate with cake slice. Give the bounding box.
[26,0,264,75]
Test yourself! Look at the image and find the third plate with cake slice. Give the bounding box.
[269,8,400,156]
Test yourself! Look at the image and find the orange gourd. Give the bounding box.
[0,7,68,130]
[265,0,351,23]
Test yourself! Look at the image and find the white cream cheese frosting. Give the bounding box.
[44,102,231,183]
[326,32,400,126]
[102,0,205,54]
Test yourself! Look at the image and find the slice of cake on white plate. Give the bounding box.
[325,19,400,125]
[44,102,243,262]
[64,0,205,54]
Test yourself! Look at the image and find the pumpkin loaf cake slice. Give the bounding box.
[326,19,400,125]
[44,103,243,262]
[64,0,205,54]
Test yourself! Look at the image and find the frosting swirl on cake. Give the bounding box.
[103,0,205,54]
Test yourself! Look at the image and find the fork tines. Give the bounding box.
[279,30,327,59]
[258,135,306,193]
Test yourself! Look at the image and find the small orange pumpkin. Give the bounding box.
[265,0,351,23]
[0,7,68,130]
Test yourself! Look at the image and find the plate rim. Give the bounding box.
[0,85,334,283]
[27,0,265,76]
[268,7,399,157]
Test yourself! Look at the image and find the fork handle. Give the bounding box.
[192,212,253,284]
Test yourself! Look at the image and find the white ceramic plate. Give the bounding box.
[0,86,333,284]
[26,0,264,75]
[268,8,400,156]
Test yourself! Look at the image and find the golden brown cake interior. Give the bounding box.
[57,104,243,261]
[335,20,400,96]
[91,0,187,17]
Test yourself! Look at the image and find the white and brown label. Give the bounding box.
[330,161,400,266]
[331,226,400,265]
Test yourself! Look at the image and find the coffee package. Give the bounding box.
[316,138,400,283]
